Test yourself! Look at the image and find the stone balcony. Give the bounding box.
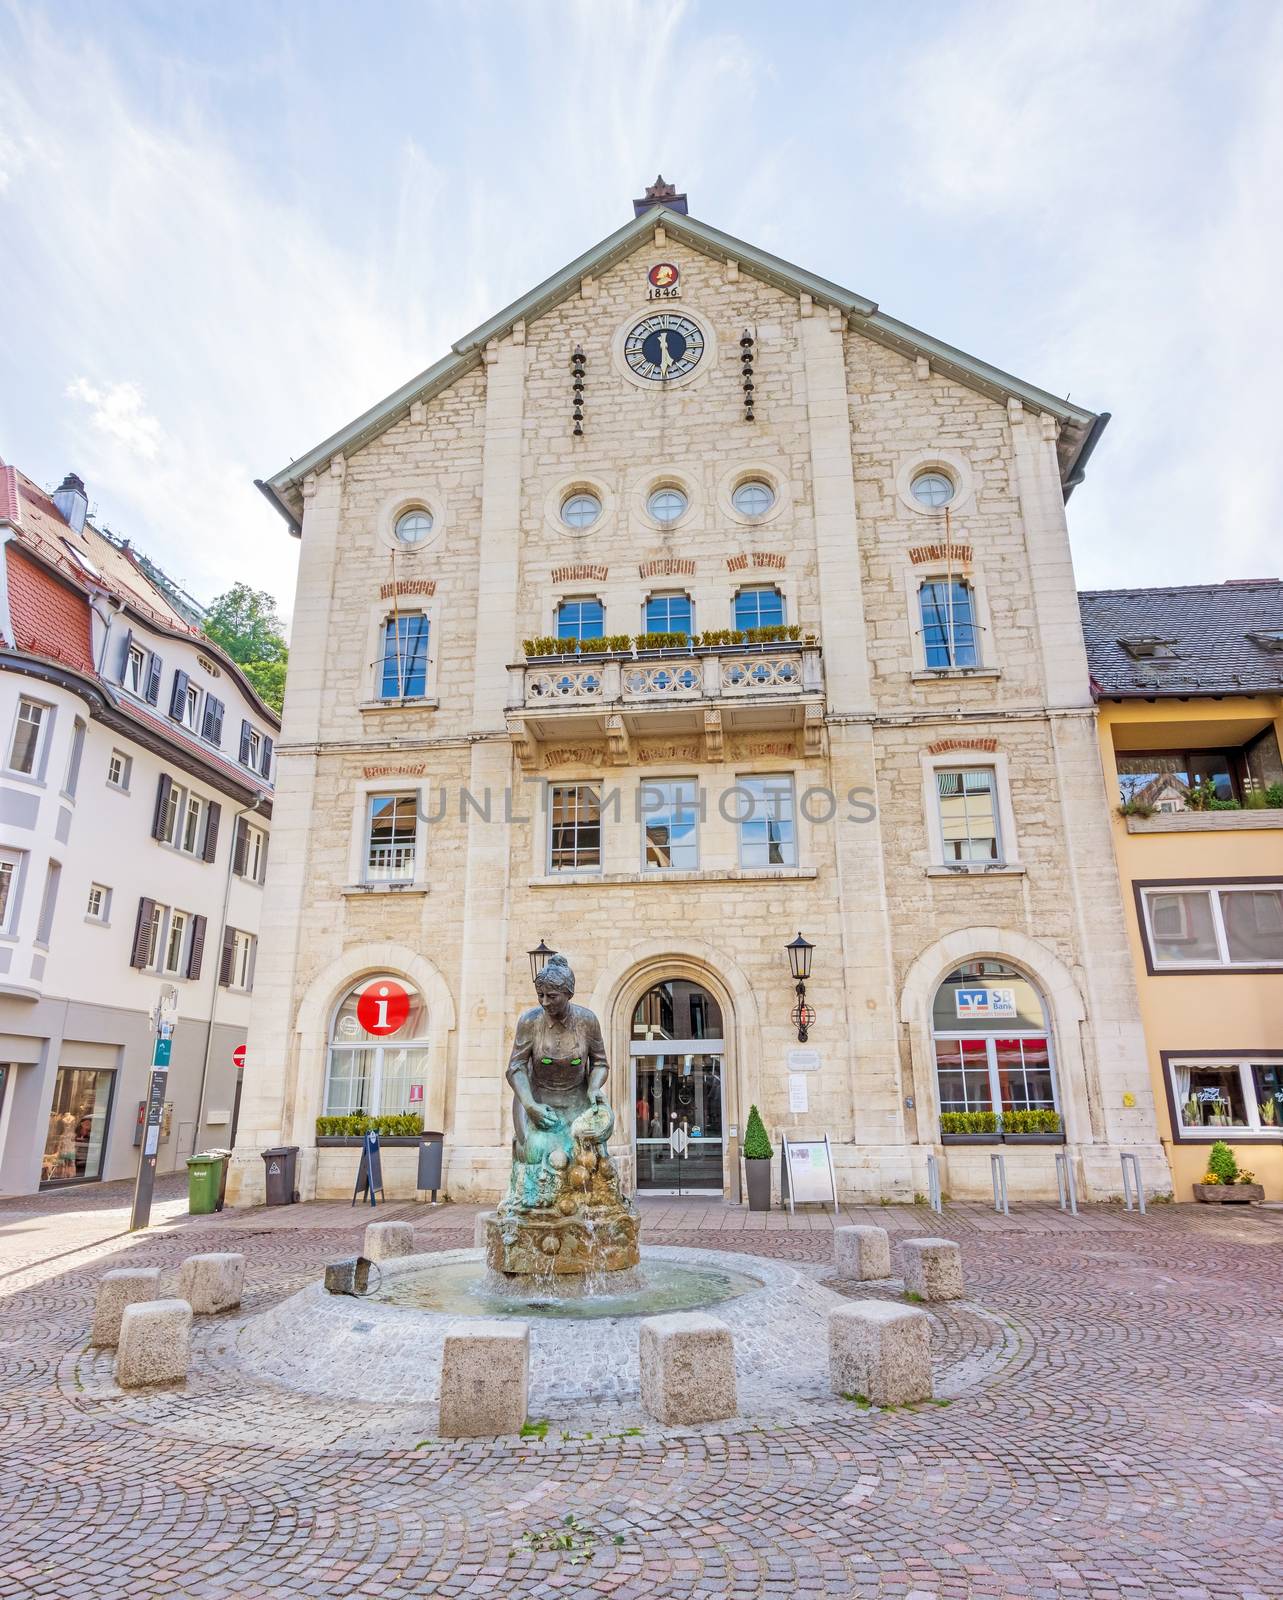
[505,643,825,769]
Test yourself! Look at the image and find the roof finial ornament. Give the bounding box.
[633,174,688,217]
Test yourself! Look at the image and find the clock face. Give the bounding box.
[624,313,705,382]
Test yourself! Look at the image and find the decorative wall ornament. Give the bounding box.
[726,551,788,572]
[571,345,586,436]
[551,563,609,584]
[379,577,437,600]
[362,763,427,779]
[740,329,755,422]
[927,737,998,755]
[636,740,701,764]
[909,543,973,567]
[542,746,607,770]
[639,557,697,579]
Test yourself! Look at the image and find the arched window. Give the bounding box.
[632,980,724,1040]
[380,613,430,698]
[556,598,604,644]
[644,592,692,636]
[323,976,430,1119]
[919,580,979,669]
[931,960,1058,1124]
[733,585,785,632]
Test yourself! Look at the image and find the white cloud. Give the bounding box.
[66,378,163,461]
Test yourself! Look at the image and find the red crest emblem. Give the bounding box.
[648,262,679,289]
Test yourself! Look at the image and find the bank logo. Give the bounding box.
[955,987,1017,1019]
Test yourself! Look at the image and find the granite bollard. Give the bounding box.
[91,1267,162,1348]
[829,1300,932,1405]
[901,1236,964,1301]
[833,1225,892,1281]
[438,1319,530,1438]
[177,1252,245,1314]
[639,1311,737,1425]
[363,1220,415,1262]
[115,1299,192,1388]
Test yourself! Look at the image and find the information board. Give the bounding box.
[352,1131,386,1206]
[781,1134,838,1215]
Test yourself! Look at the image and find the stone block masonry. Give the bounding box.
[177,1253,245,1314]
[828,1300,932,1405]
[833,1224,892,1281]
[639,1311,738,1425]
[363,1220,415,1261]
[115,1299,192,1389]
[438,1319,530,1438]
[91,1267,161,1347]
[901,1236,964,1301]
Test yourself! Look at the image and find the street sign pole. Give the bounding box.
[130,986,178,1232]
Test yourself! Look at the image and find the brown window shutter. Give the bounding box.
[232,816,248,876]
[219,925,236,986]
[187,914,207,979]
[203,801,221,863]
[151,774,172,840]
[131,898,156,968]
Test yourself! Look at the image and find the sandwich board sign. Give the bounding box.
[781,1134,838,1216]
[352,1131,386,1207]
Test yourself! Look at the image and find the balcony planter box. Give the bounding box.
[744,1157,772,1211]
[1003,1133,1067,1145]
[940,1133,1002,1145]
[315,1136,423,1149]
[1193,1182,1264,1204]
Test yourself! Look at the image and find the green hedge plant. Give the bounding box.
[316,1113,423,1139]
[939,1110,1000,1135]
[742,1104,773,1160]
[634,631,691,651]
[1000,1109,1063,1135]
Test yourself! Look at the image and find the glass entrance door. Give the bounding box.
[633,1051,724,1193]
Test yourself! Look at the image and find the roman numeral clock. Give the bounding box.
[623,312,706,382]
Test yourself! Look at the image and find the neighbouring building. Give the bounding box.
[1082,581,1283,1201]
[0,460,278,1194]
[227,179,1167,1207]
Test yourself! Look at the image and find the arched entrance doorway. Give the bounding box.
[630,979,725,1194]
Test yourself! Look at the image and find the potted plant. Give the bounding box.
[1001,1108,1065,1144]
[1193,1140,1265,1204]
[939,1110,1001,1143]
[742,1104,773,1211]
[315,1112,425,1147]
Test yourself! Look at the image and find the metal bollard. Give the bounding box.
[1120,1152,1145,1214]
[989,1151,1009,1216]
[1055,1150,1078,1216]
[925,1153,942,1215]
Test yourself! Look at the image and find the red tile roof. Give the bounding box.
[4,542,95,674]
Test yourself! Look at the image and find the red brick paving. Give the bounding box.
[1,1180,1280,1598]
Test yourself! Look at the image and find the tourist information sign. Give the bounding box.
[130,985,179,1232]
[352,1131,386,1206]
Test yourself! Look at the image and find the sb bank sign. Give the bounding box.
[955,987,1017,1020]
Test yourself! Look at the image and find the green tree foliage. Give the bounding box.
[203,583,288,713]
[742,1104,773,1160]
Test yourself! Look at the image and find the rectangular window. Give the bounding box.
[9,698,48,775]
[107,749,131,790]
[641,779,699,870]
[181,793,204,855]
[548,784,601,871]
[183,683,201,731]
[933,1038,993,1113]
[141,901,165,970]
[1169,1058,1283,1138]
[64,719,86,798]
[163,909,189,975]
[920,580,979,669]
[556,599,604,644]
[243,822,267,883]
[1116,750,1239,810]
[1140,883,1283,971]
[86,883,110,923]
[644,593,693,636]
[736,776,797,867]
[241,724,262,771]
[230,929,255,990]
[41,1066,115,1186]
[936,768,1001,863]
[35,861,61,947]
[379,614,430,697]
[0,849,21,934]
[126,644,147,695]
[366,793,418,881]
[733,587,785,632]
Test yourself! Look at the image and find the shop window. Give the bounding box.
[323,976,430,1118]
[1169,1058,1283,1139]
[41,1066,114,1185]
[931,960,1059,1128]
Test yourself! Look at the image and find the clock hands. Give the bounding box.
[658,330,673,378]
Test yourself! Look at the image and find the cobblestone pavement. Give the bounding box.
[1,1182,1281,1599]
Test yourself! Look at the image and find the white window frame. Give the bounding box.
[125,644,147,696]
[640,778,700,872]
[364,792,419,883]
[921,751,1021,872]
[243,822,267,884]
[642,592,695,637]
[8,697,51,778]
[902,560,1001,679]
[162,909,190,976]
[1166,1056,1283,1141]
[734,774,799,869]
[0,848,22,936]
[180,792,204,856]
[86,883,111,925]
[361,595,440,707]
[181,682,202,733]
[546,781,603,874]
[345,780,428,889]
[230,929,256,991]
[141,901,166,971]
[322,976,432,1117]
[107,749,132,791]
[933,1031,1061,1118]
[1140,882,1283,971]
[731,584,787,633]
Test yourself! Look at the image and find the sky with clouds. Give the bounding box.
[1,0,1279,624]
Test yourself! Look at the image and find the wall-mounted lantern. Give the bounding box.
[786,931,815,1043]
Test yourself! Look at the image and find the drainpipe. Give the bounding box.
[192,793,265,1153]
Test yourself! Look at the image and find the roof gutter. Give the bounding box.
[255,477,302,538]
[1062,411,1111,502]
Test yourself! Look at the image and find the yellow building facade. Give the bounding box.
[1084,582,1283,1201]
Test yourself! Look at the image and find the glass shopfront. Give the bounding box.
[42,1066,115,1185]
[931,960,1059,1119]
[631,981,725,1193]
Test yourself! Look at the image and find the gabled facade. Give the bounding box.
[227,194,1165,1207]
[0,461,280,1194]
[1083,581,1283,1200]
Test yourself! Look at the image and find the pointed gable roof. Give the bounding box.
[257,206,1104,532]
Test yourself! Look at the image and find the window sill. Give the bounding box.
[529,866,818,888]
[341,882,430,897]
[358,697,440,714]
[1124,810,1283,834]
[926,863,1025,879]
[3,770,45,788]
[1173,1130,1283,1142]
[84,917,110,928]
[911,668,1001,684]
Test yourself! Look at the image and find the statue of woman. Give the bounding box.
[506,953,612,1159]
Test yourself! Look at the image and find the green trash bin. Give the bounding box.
[186,1153,224,1215]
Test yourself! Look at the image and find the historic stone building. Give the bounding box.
[227,180,1167,1206]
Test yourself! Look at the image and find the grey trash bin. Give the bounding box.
[417,1132,445,1197]
[262,1145,298,1205]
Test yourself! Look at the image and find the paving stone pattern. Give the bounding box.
[1,1181,1281,1598]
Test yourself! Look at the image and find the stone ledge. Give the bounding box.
[340,883,430,897]
[356,697,440,714]
[1124,809,1283,833]
[911,669,1002,684]
[925,864,1026,879]
[528,866,819,888]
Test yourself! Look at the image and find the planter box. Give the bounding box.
[744,1157,772,1211]
[1193,1182,1264,1204]
[315,1136,423,1148]
[1003,1133,1066,1145]
[940,1133,1001,1145]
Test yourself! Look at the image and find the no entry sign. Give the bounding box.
[357,979,411,1037]
[232,1043,246,1070]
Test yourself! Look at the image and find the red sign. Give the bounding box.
[648,261,679,288]
[232,1044,246,1070]
[357,979,411,1037]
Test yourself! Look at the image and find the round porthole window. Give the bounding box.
[647,487,688,524]
[910,471,955,508]
[561,492,602,530]
[394,508,434,545]
[731,480,775,518]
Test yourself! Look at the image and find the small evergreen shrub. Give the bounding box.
[939,1110,1000,1135]
[742,1104,773,1160]
[1000,1109,1063,1135]
[1205,1140,1238,1185]
[633,631,691,651]
[316,1113,423,1138]
[1265,782,1283,809]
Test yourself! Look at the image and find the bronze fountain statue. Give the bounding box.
[485,953,641,1276]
